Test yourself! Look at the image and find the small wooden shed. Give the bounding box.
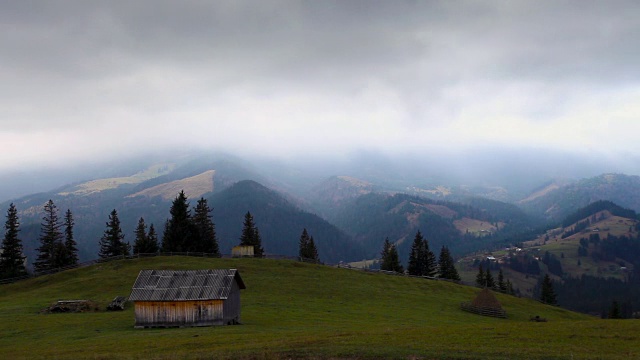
[129,269,246,328]
[232,245,254,257]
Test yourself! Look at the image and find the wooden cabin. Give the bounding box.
[129,269,246,328]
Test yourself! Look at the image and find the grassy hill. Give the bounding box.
[2,256,639,359]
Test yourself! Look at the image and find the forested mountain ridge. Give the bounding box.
[327,192,537,262]
[208,180,364,262]
[519,173,640,222]
[0,159,365,265]
[0,156,271,264]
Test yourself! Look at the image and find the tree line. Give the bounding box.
[378,231,461,281]
[1,190,330,279]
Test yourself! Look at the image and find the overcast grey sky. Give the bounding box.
[1,1,640,171]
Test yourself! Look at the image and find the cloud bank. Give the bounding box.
[1,1,639,170]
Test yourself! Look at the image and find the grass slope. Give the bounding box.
[1,257,639,359]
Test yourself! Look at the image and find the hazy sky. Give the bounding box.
[2,1,640,171]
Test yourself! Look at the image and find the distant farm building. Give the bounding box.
[129,269,246,328]
[232,245,254,257]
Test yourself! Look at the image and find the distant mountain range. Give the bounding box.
[4,152,640,276]
[519,173,640,222]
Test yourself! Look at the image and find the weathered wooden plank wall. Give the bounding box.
[223,281,241,324]
[135,300,224,327]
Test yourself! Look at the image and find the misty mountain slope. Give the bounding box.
[1,156,275,263]
[128,170,215,200]
[128,154,267,194]
[307,175,378,217]
[329,192,533,262]
[208,180,364,263]
[519,174,640,222]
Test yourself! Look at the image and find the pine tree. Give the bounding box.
[540,274,557,305]
[133,217,148,254]
[437,246,460,281]
[380,237,403,273]
[162,190,192,252]
[63,209,78,266]
[99,209,129,258]
[192,198,219,255]
[34,200,65,272]
[476,265,486,287]
[239,212,264,257]
[0,204,27,279]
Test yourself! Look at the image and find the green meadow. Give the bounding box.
[1,256,639,359]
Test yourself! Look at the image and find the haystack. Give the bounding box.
[471,288,503,310]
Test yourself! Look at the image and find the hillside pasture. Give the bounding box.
[1,257,639,359]
[453,217,502,236]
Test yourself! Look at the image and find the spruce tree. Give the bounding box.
[407,231,425,276]
[162,190,192,252]
[134,218,160,254]
[498,268,507,292]
[239,212,264,257]
[476,265,486,287]
[0,203,27,279]
[298,228,319,262]
[298,228,311,259]
[540,274,557,305]
[99,209,129,258]
[380,237,393,270]
[408,231,437,276]
[506,279,514,295]
[63,209,78,266]
[239,212,256,247]
[146,224,159,253]
[438,246,460,281]
[192,198,219,255]
[609,300,621,319]
[133,217,148,254]
[485,268,496,289]
[380,237,403,273]
[388,243,403,273]
[423,241,437,277]
[308,236,319,263]
[35,200,64,272]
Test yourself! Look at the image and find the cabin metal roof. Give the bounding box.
[129,269,246,302]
